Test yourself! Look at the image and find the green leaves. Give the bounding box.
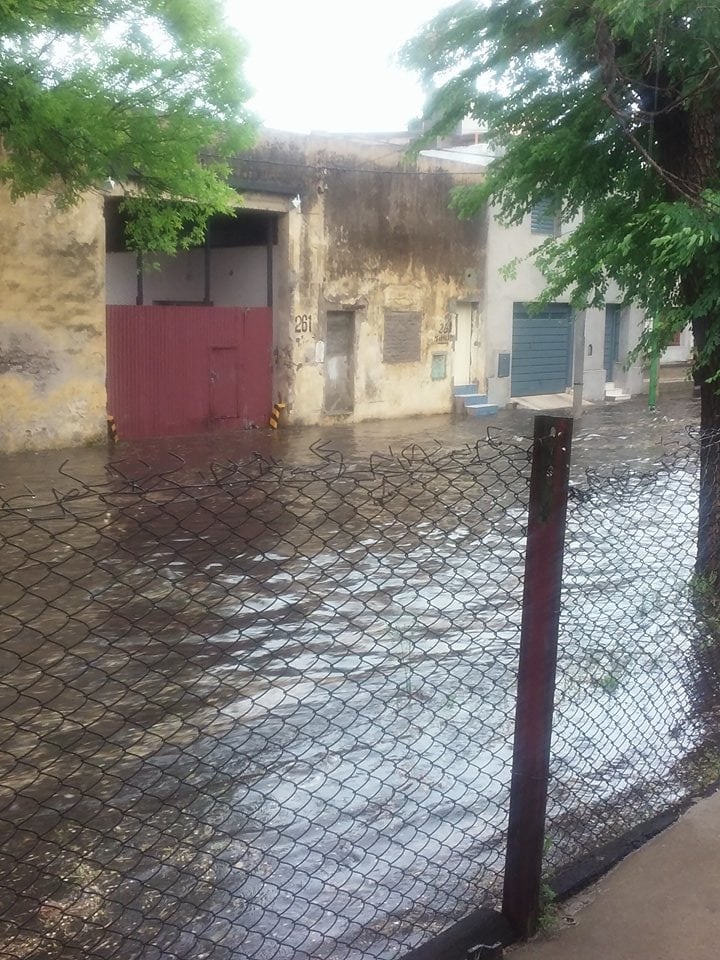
[0,0,256,249]
[404,0,720,370]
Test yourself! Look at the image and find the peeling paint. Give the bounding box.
[0,189,106,451]
[0,375,106,452]
[2,135,486,450]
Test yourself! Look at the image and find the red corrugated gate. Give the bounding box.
[106,306,273,440]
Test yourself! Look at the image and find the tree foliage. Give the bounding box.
[404,0,720,575]
[0,0,255,250]
[403,0,720,366]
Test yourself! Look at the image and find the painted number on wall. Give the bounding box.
[435,312,456,344]
[442,313,457,336]
[295,314,313,334]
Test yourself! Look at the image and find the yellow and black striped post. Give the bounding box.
[269,402,286,430]
[107,415,119,444]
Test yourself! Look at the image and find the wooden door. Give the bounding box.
[324,312,355,414]
[454,304,473,384]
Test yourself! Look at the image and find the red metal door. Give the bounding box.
[210,347,239,420]
[106,305,272,439]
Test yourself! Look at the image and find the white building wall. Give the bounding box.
[105,251,137,305]
[659,326,693,383]
[482,205,646,405]
[582,305,608,400]
[106,247,275,307]
[614,301,646,395]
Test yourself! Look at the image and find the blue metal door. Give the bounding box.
[511,304,573,397]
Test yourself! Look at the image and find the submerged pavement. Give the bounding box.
[508,787,720,960]
[0,380,710,959]
[0,382,698,495]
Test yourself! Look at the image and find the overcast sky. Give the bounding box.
[225,1,449,133]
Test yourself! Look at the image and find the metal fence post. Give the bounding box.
[502,415,573,939]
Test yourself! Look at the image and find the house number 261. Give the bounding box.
[295,314,313,333]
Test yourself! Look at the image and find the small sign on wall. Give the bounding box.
[435,312,455,344]
[431,353,448,380]
[295,314,313,334]
[498,352,511,378]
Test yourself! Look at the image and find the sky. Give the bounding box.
[225,1,449,134]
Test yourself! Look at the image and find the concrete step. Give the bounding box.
[605,383,631,402]
[465,402,500,417]
[453,383,480,397]
[453,384,499,417]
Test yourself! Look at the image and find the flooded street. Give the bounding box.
[2,383,716,959]
[1,382,698,495]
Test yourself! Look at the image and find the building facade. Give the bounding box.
[481,201,647,408]
[232,133,485,426]
[0,131,692,452]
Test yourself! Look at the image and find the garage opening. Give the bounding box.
[104,202,278,439]
[104,200,279,308]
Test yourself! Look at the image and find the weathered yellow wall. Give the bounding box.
[243,135,485,425]
[0,190,106,452]
[0,138,483,451]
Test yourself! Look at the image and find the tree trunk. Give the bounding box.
[693,315,720,580]
[655,95,720,578]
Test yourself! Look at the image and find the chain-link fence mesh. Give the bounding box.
[547,430,720,881]
[1,427,718,959]
[1,438,530,960]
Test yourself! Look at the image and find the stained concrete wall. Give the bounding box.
[240,134,485,424]
[0,135,484,450]
[0,190,106,452]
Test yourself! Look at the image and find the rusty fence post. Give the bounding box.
[502,415,573,939]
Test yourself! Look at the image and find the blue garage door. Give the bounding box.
[511,303,574,397]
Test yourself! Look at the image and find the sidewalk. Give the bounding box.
[508,788,720,960]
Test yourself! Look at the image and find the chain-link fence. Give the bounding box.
[547,430,720,886]
[1,426,718,959]
[1,437,530,960]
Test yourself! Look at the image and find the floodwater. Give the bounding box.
[0,382,699,496]
[2,383,716,959]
